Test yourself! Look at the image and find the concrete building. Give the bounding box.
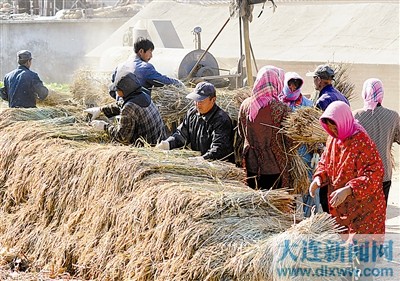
[87,0,399,112]
[1,0,398,114]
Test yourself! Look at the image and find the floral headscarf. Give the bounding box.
[362,78,384,111]
[320,101,366,142]
[248,65,285,122]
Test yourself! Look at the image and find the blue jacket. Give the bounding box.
[132,56,181,90]
[2,65,48,108]
[315,84,349,111]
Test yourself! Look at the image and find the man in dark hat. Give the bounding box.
[306,64,349,111]
[1,50,48,108]
[306,64,350,214]
[156,82,234,162]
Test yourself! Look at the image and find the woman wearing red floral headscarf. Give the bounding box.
[238,65,292,190]
[309,101,386,236]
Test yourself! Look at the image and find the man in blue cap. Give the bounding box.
[1,50,48,108]
[156,82,234,162]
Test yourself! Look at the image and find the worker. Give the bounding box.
[306,64,349,111]
[156,82,234,162]
[306,64,350,212]
[238,65,292,190]
[279,71,316,215]
[1,50,48,108]
[85,71,166,146]
[310,101,385,281]
[110,37,184,97]
[353,78,400,206]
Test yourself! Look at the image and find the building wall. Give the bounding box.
[0,18,128,83]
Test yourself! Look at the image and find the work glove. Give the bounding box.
[84,107,101,120]
[90,120,108,131]
[309,176,321,198]
[188,156,204,162]
[156,140,170,150]
[176,80,186,88]
[310,153,320,168]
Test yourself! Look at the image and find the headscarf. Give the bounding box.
[114,60,135,86]
[280,71,304,102]
[248,65,285,122]
[320,101,366,142]
[361,78,384,111]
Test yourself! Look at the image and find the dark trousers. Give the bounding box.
[246,171,282,190]
[383,180,391,206]
[319,185,330,213]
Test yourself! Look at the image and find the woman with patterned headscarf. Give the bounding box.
[280,71,315,216]
[353,78,400,205]
[238,65,292,190]
[279,71,313,110]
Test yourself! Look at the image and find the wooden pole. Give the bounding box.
[242,16,254,87]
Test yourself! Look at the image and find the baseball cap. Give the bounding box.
[17,50,32,61]
[186,82,216,101]
[306,64,335,80]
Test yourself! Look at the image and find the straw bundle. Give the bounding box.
[0,107,71,130]
[151,85,191,130]
[288,150,311,194]
[215,87,251,122]
[70,69,114,107]
[330,62,356,103]
[281,107,328,144]
[0,109,350,280]
[37,83,77,108]
[223,212,349,281]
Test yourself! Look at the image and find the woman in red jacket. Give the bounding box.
[309,101,386,236]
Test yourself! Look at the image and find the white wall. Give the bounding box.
[0,18,128,83]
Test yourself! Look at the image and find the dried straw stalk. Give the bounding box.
[151,85,191,129]
[216,87,251,122]
[289,150,311,194]
[281,107,328,144]
[330,62,356,103]
[70,68,114,107]
[223,213,349,281]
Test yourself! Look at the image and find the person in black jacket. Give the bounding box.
[156,82,234,162]
[1,50,48,108]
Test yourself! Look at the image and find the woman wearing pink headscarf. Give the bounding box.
[279,71,313,110]
[353,78,400,206]
[238,65,292,190]
[309,101,386,236]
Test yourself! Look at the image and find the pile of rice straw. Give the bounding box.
[0,107,350,280]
